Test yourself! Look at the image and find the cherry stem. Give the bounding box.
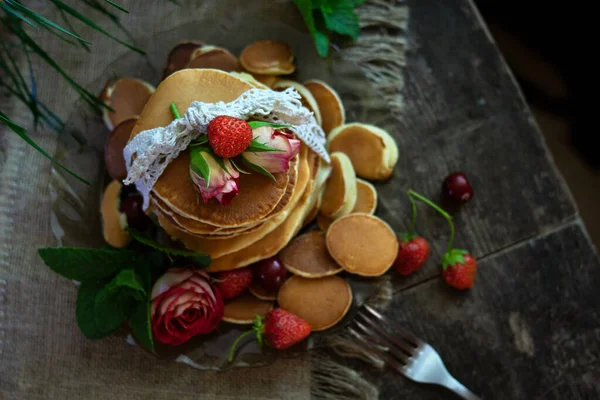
[227,329,255,362]
[407,192,417,236]
[407,190,455,253]
[170,102,181,119]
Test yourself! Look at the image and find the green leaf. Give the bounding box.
[94,283,136,333]
[76,279,116,339]
[213,155,233,176]
[441,249,469,270]
[345,0,367,7]
[0,2,38,29]
[127,228,211,267]
[38,247,138,281]
[245,138,283,153]
[322,5,360,40]
[128,298,154,352]
[230,157,250,175]
[105,268,146,296]
[247,121,292,130]
[313,30,330,57]
[102,0,129,13]
[189,147,211,186]
[241,155,276,182]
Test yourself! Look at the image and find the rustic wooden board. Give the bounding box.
[373,0,579,291]
[327,221,600,398]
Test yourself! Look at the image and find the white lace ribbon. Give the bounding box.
[123,87,329,209]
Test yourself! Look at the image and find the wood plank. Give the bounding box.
[326,221,600,399]
[372,0,580,289]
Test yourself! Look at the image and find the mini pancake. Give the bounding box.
[327,123,399,180]
[280,230,342,278]
[100,180,130,248]
[302,192,321,227]
[277,275,352,331]
[248,283,277,301]
[222,292,274,324]
[101,77,155,131]
[304,80,345,135]
[326,213,398,277]
[240,40,295,75]
[206,156,321,272]
[316,213,334,232]
[153,148,311,258]
[272,80,322,126]
[229,72,270,89]
[319,152,357,219]
[252,73,279,88]
[353,178,378,214]
[130,69,289,227]
[162,41,203,78]
[187,46,240,72]
[105,118,137,180]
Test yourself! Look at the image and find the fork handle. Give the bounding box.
[441,375,481,400]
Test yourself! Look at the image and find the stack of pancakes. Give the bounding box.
[129,69,329,272]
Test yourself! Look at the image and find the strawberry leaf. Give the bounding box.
[441,249,469,270]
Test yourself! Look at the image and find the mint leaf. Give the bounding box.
[105,268,146,297]
[322,5,360,40]
[127,228,211,267]
[76,279,116,339]
[129,297,154,353]
[94,284,136,334]
[313,30,331,57]
[38,247,138,282]
[248,121,293,130]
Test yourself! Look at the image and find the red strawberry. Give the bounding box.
[214,267,253,300]
[393,235,430,275]
[207,115,252,158]
[441,250,477,289]
[228,308,311,361]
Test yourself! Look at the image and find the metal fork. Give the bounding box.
[349,304,481,400]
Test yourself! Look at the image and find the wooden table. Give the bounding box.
[333,0,600,398]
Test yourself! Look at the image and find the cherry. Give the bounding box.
[253,256,288,293]
[441,172,473,205]
[119,194,149,230]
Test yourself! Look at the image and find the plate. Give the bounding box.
[48,10,397,371]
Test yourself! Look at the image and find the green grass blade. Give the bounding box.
[50,0,145,54]
[102,0,129,13]
[4,0,91,44]
[0,2,38,29]
[0,111,89,185]
[58,8,90,51]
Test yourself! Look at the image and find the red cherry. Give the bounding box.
[119,194,149,230]
[254,256,288,293]
[442,172,473,204]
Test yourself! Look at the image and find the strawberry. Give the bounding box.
[441,250,477,289]
[393,235,430,275]
[228,308,311,361]
[207,115,253,158]
[214,267,253,300]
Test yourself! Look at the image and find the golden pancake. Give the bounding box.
[319,152,357,219]
[272,80,322,126]
[240,40,295,75]
[252,73,279,88]
[327,123,399,180]
[353,178,378,214]
[248,283,277,301]
[153,147,312,258]
[101,180,130,248]
[105,118,138,180]
[228,72,270,90]
[186,46,240,72]
[316,213,333,232]
[302,193,320,227]
[163,41,203,78]
[280,230,342,278]
[326,213,398,277]
[130,69,289,227]
[222,292,274,324]
[277,275,352,331]
[101,77,155,131]
[304,80,345,135]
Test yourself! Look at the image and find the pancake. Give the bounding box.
[319,152,357,219]
[153,147,312,258]
[129,69,289,227]
[240,40,295,75]
[229,72,270,90]
[222,292,274,324]
[272,80,322,126]
[280,230,342,278]
[327,123,399,180]
[248,283,277,301]
[304,80,345,135]
[277,275,352,331]
[251,73,279,88]
[101,180,130,248]
[353,178,378,214]
[101,77,155,131]
[326,213,398,277]
[105,118,138,180]
[163,41,203,78]
[186,46,240,72]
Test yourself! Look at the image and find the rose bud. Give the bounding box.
[189,149,240,205]
[150,267,224,346]
[242,126,301,174]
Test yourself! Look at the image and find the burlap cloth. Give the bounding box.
[0,1,407,398]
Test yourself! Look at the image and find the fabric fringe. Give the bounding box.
[311,352,380,400]
[343,0,409,116]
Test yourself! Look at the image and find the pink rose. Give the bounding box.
[189,150,240,205]
[150,267,224,346]
[242,126,301,174]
